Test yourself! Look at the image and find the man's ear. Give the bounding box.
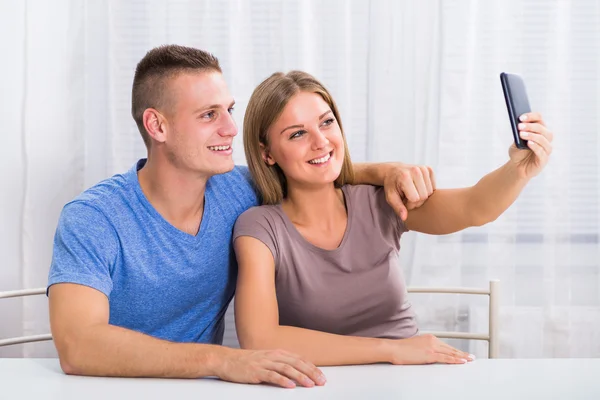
[259,142,276,166]
[142,108,168,144]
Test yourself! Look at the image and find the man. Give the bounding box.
[48,45,436,388]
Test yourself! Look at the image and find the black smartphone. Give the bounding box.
[500,72,531,150]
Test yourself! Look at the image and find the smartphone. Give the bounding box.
[500,72,531,150]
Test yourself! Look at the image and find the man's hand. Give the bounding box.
[383,163,436,221]
[216,348,327,389]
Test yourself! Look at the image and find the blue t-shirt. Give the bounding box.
[48,159,258,344]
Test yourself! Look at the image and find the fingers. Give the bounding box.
[384,164,436,220]
[259,369,297,388]
[266,362,317,388]
[426,165,437,191]
[405,200,425,211]
[419,166,434,196]
[438,342,474,361]
[409,167,429,200]
[518,122,554,143]
[520,131,553,155]
[275,353,326,386]
[385,186,409,221]
[397,171,421,203]
[527,140,549,165]
[424,334,473,363]
[520,112,544,125]
[518,113,553,160]
[435,353,469,364]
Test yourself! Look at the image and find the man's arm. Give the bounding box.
[49,283,325,387]
[49,283,217,378]
[48,202,323,386]
[352,162,436,220]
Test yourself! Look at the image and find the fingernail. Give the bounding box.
[520,114,528,121]
[518,123,526,130]
[304,378,315,387]
[461,359,468,364]
[469,354,476,360]
[318,374,327,384]
[520,131,529,137]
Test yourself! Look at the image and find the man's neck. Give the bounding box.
[137,155,209,235]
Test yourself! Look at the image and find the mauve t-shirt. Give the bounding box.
[233,184,418,339]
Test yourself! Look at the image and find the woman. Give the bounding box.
[233,71,553,367]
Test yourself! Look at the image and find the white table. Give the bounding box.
[1,358,599,399]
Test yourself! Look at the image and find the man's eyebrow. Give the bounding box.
[194,100,236,114]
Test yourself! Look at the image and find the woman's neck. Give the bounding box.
[282,183,346,230]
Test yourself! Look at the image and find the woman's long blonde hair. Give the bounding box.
[243,71,354,205]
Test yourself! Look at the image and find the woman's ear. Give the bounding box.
[260,143,276,166]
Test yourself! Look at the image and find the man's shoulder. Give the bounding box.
[64,171,133,221]
[79,173,128,200]
[208,165,259,209]
[210,165,252,186]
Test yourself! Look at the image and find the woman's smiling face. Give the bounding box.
[263,91,346,189]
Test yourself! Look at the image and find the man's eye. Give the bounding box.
[202,111,215,119]
[228,107,235,114]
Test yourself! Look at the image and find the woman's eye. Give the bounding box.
[322,118,335,126]
[290,130,306,139]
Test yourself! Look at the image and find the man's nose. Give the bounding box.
[218,112,238,137]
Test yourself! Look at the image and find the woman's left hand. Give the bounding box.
[509,112,554,179]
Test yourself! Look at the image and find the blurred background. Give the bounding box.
[1,0,599,358]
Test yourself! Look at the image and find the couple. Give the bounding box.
[48,45,553,388]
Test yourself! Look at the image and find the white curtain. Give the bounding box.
[1,0,598,358]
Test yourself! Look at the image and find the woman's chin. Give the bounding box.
[300,174,341,187]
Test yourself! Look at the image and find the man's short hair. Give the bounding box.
[131,45,222,148]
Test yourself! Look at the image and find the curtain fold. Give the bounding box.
[1,0,598,358]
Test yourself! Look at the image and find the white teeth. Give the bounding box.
[208,145,231,151]
[308,153,331,164]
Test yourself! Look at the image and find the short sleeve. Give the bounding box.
[233,165,260,206]
[47,201,118,297]
[233,206,279,264]
[372,186,408,243]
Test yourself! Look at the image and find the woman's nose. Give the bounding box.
[311,129,329,150]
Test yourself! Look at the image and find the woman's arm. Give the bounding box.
[405,112,553,235]
[404,162,526,234]
[234,236,389,366]
[234,236,470,366]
